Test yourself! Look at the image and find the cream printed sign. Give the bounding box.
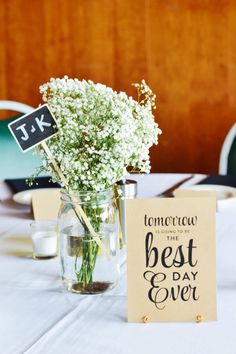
[126,198,216,322]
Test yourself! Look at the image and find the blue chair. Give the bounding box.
[219,123,236,175]
[0,100,42,179]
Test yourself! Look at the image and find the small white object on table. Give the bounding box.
[30,220,58,259]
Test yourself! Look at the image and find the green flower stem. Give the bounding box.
[75,203,102,287]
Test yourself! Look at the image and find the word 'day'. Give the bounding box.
[8,104,58,152]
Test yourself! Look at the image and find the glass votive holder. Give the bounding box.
[30,220,58,260]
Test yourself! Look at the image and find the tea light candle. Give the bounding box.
[32,231,57,258]
[30,220,58,259]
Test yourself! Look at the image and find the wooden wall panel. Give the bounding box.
[0,2,6,101]
[1,0,236,174]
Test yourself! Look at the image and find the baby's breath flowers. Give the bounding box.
[37,77,161,191]
[36,77,162,290]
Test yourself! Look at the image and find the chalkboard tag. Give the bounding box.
[8,104,58,152]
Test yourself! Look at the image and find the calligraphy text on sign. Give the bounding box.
[144,214,199,310]
[8,104,58,152]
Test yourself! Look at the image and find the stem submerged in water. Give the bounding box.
[76,238,99,285]
[75,204,102,287]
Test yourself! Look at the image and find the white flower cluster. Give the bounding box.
[38,77,162,191]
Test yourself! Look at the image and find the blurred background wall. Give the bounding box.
[0,0,236,174]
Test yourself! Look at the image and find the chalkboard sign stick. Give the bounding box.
[8,104,110,258]
[41,141,111,260]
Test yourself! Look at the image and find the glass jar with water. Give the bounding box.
[58,188,120,294]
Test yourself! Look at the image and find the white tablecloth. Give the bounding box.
[0,174,236,354]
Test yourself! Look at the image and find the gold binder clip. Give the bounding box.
[196,315,203,323]
[142,315,150,324]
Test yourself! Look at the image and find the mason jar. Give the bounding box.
[58,188,120,294]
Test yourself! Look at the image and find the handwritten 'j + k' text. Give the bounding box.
[16,114,52,141]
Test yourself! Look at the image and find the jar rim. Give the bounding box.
[60,186,115,203]
[60,186,114,196]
